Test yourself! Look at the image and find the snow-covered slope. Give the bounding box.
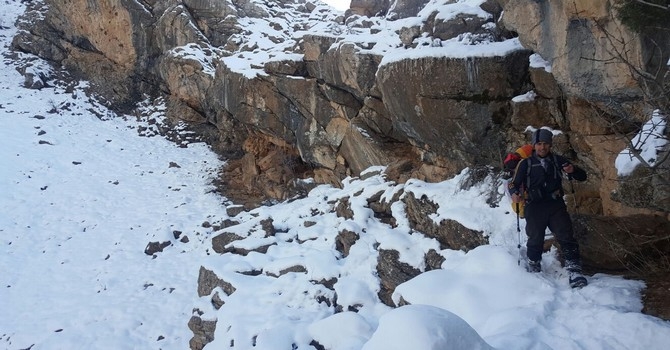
[2,1,670,350]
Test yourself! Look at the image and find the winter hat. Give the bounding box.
[531,129,553,145]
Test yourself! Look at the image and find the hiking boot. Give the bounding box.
[564,259,582,273]
[569,272,588,289]
[527,259,541,273]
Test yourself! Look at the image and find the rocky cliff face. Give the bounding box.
[502,0,670,217]
[10,0,669,297]
[12,0,668,215]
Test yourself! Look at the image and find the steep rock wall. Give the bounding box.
[11,0,669,216]
[502,0,669,217]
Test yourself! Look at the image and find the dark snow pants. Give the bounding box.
[524,199,581,266]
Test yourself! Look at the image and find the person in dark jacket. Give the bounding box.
[508,128,588,288]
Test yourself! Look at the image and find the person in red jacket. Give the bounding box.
[508,128,588,288]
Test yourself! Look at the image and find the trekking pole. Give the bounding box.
[516,202,521,265]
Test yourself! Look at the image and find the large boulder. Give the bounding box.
[573,214,670,273]
[502,0,644,99]
[376,50,532,172]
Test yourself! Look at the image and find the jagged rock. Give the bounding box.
[226,205,245,217]
[212,229,276,256]
[12,0,154,109]
[211,291,225,310]
[335,229,360,257]
[577,132,651,217]
[210,219,240,232]
[335,197,354,219]
[367,190,398,227]
[376,50,532,174]
[211,232,245,254]
[384,159,419,183]
[313,277,338,291]
[197,266,236,297]
[614,164,670,214]
[155,5,211,51]
[429,13,491,41]
[424,249,445,270]
[339,119,392,174]
[529,63,562,99]
[313,168,344,188]
[267,265,308,277]
[172,230,183,239]
[502,0,644,100]
[388,0,430,19]
[188,315,217,350]
[510,96,562,131]
[377,249,421,307]
[348,0,391,17]
[398,25,421,47]
[11,2,67,62]
[404,192,489,251]
[304,38,382,101]
[238,269,263,276]
[144,241,171,255]
[181,0,239,47]
[260,218,275,237]
[573,214,670,272]
[23,71,46,89]
[159,49,215,120]
[436,219,489,251]
[264,58,308,76]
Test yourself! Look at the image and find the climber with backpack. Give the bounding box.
[507,128,589,288]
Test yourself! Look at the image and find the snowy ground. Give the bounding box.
[1,3,228,348]
[2,1,670,350]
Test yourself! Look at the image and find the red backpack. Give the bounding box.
[502,144,533,217]
[502,144,533,180]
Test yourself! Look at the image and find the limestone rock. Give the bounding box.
[502,0,645,104]
[188,315,216,350]
[404,192,489,251]
[348,0,391,17]
[144,241,171,255]
[377,50,531,173]
[303,38,382,100]
[211,232,245,254]
[377,249,421,306]
[573,214,670,272]
[197,266,236,297]
[388,0,430,19]
[336,229,360,257]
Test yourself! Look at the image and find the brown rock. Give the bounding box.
[573,214,670,273]
[404,193,489,251]
[376,249,421,306]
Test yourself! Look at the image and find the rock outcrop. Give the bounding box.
[14,0,667,219]
[502,0,670,217]
[11,0,668,263]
